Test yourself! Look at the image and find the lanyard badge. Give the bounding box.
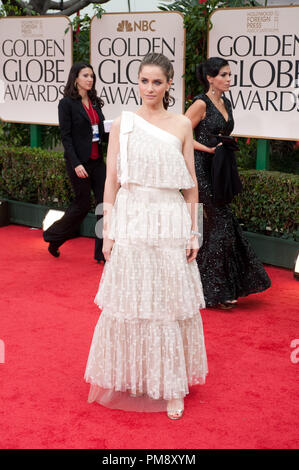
[92,124,100,142]
[90,105,100,143]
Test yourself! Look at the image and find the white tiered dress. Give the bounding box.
[84,111,208,412]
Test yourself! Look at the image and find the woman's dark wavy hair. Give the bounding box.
[138,53,175,110]
[196,57,229,92]
[63,61,104,108]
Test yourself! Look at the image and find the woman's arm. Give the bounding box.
[102,116,121,261]
[180,116,200,263]
[185,99,215,154]
[58,98,81,169]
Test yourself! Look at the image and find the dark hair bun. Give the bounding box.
[197,57,229,92]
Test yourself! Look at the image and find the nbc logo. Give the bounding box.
[117,20,133,32]
[117,19,156,32]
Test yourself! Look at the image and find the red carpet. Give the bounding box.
[0,225,298,449]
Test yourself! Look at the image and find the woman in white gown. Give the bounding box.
[84,53,208,419]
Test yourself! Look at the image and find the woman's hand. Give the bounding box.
[102,237,115,262]
[206,142,223,155]
[186,234,199,263]
[75,164,89,178]
[207,146,216,154]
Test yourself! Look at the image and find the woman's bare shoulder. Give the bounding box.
[188,98,207,113]
[170,113,191,124]
[185,99,206,125]
[170,113,193,131]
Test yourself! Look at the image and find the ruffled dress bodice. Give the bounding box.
[117,111,195,189]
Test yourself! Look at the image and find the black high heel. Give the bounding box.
[224,300,238,306]
[48,242,60,258]
[218,302,233,310]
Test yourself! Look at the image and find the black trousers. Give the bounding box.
[43,157,106,261]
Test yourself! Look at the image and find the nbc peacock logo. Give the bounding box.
[117,20,133,32]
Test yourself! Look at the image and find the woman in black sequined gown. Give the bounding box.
[185,57,271,308]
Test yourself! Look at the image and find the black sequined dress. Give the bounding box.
[193,93,271,306]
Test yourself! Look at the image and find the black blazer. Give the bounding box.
[58,96,107,169]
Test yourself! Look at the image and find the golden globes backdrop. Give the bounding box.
[208,6,299,140]
[90,12,185,120]
[0,16,72,125]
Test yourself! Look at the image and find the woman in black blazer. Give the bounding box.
[43,62,107,262]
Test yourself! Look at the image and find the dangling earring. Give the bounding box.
[74,81,78,90]
[163,90,170,109]
[211,85,215,95]
[137,89,142,105]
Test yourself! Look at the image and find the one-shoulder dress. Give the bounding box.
[193,94,271,307]
[84,111,208,412]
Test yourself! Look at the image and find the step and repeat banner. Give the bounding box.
[90,12,185,120]
[208,5,299,140]
[0,16,72,125]
[0,7,297,140]
[0,12,184,125]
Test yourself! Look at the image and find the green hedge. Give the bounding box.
[0,145,71,208]
[0,145,298,241]
[231,170,298,241]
